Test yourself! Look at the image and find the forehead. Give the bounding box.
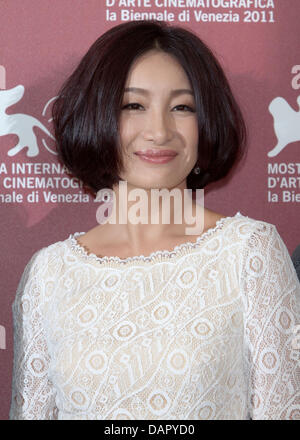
[125,50,192,89]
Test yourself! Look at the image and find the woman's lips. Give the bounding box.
[135,149,178,157]
[134,150,178,164]
[135,154,177,164]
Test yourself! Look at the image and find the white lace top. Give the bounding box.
[9,212,300,420]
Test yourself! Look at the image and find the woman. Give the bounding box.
[9,20,300,420]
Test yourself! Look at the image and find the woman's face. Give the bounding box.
[117,49,199,190]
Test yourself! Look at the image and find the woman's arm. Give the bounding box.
[9,249,57,420]
[242,222,300,420]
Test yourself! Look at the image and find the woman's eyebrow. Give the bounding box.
[124,87,194,97]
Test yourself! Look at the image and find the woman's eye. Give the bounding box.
[173,105,195,112]
[121,103,143,110]
[121,103,196,112]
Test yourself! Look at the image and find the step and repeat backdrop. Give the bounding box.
[0,0,299,419]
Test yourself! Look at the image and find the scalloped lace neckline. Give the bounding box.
[68,211,242,265]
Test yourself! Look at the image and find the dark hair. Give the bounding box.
[52,20,247,197]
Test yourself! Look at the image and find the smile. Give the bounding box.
[134,149,178,164]
[134,154,177,164]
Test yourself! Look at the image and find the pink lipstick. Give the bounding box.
[134,149,178,164]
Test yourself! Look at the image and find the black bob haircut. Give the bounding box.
[52,20,247,197]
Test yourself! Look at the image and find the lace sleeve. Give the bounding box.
[242,222,300,420]
[9,249,58,420]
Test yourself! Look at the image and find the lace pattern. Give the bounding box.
[9,213,300,420]
[69,211,243,265]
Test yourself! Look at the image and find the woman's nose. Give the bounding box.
[143,109,174,144]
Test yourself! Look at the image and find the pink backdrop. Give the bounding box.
[0,0,299,420]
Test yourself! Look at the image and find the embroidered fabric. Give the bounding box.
[69,211,242,266]
[9,213,300,420]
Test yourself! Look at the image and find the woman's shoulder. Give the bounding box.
[24,233,74,270]
[229,213,290,265]
[233,212,280,245]
[235,211,278,233]
[208,210,277,236]
[211,211,281,250]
